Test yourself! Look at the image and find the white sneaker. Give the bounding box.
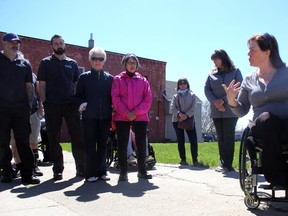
[99,175,110,181]
[86,177,97,182]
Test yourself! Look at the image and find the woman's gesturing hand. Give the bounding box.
[222,79,241,107]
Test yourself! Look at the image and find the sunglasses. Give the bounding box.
[179,82,187,85]
[91,57,104,61]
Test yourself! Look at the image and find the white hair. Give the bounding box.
[88,47,106,61]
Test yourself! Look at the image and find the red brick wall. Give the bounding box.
[0,32,166,142]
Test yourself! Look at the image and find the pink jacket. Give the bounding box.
[111,71,152,122]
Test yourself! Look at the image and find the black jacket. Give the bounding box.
[75,69,113,120]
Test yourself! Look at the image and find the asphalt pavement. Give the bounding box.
[1,152,288,216]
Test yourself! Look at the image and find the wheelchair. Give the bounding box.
[106,129,156,170]
[239,126,288,209]
[37,118,52,166]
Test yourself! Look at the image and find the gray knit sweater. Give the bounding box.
[231,66,288,120]
[170,90,196,123]
[204,68,243,118]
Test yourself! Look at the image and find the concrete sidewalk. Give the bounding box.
[1,152,287,216]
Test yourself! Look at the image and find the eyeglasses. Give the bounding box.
[179,82,187,85]
[91,57,104,61]
[127,61,137,65]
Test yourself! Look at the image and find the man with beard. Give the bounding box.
[37,34,85,180]
[0,33,40,184]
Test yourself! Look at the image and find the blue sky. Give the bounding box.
[1,0,287,128]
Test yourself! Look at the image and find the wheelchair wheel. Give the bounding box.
[244,196,260,209]
[239,127,252,192]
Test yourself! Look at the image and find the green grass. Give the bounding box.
[61,142,240,170]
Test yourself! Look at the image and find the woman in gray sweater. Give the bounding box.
[204,49,243,172]
[223,33,288,188]
[171,78,198,166]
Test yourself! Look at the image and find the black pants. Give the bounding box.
[82,118,111,178]
[0,105,34,178]
[44,103,85,174]
[173,122,198,162]
[116,121,148,174]
[213,117,238,169]
[253,112,288,186]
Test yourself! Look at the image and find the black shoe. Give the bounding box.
[76,171,85,177]
[53,173,63,181]
[22,176,40,185]
[33,166,43,176]
[118,172,128,181]
[180,160,189,166]
[137,171,152,179]
[1,174,13,183]
[37,161,53,167]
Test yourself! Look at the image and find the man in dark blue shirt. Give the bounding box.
[0,33,40,185]
[37,34,85,180]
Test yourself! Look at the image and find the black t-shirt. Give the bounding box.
[37,55,80,104]
[0,52,33,107]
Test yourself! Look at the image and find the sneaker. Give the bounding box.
[180,160,189,166]
[215,166,233,173]
[53,173,63,181]
[33,166,43,176]
[137,171,152,179]
[99,175,110,181]
[86,177,97,182]
[37,161,53,167]
[12,168,21,179]
[118,172,128,181]
[22,176,40,185]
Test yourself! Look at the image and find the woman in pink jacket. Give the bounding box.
[112,53,152,181]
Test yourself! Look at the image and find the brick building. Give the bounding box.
[0,32,167,142]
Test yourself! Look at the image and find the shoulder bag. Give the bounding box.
[177,95,195,130]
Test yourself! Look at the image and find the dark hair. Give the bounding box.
[176,78,190,90]
[211,49,236,71]
[121,53,140,70]
[248,33,285,69]
[50,34,64,44]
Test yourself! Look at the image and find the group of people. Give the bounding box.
[1,31,288,188]
[171,33,288,189]
[0,32,153,184]
[204,33,288,188]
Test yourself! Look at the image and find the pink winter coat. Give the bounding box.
[111,71,152,122]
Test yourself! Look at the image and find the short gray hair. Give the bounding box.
[89,47,106,61]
